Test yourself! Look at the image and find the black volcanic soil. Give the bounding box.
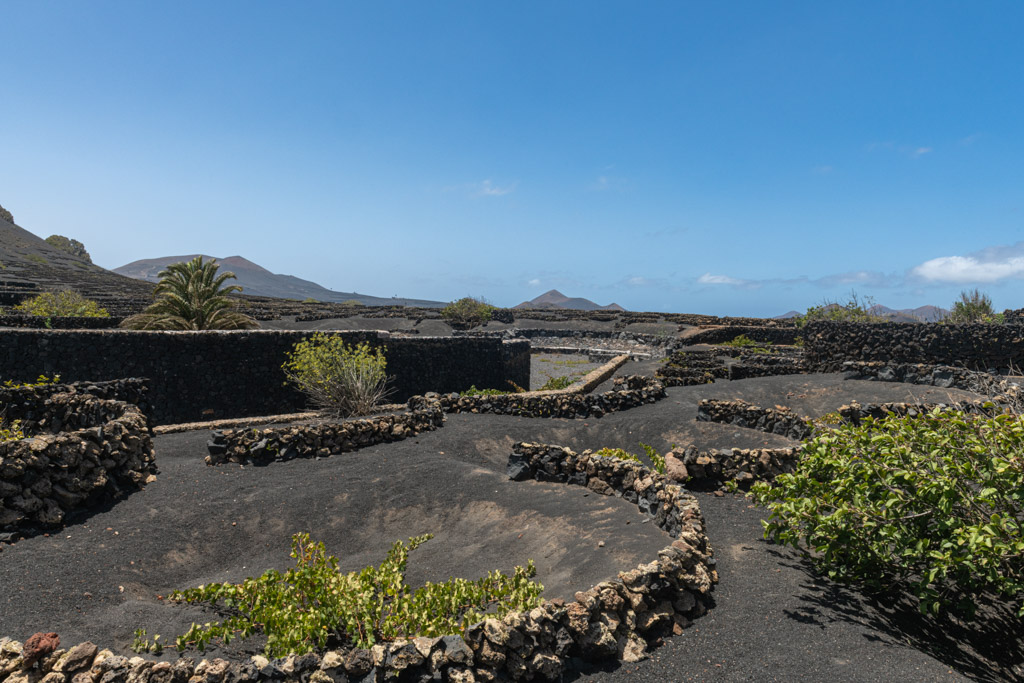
[1,375,1019,681]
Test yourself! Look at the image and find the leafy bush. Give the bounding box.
[752,408,1024,617]
[44,235,92,263]
[283,333,391,417]
[948,288,1003,324]
[539,375,576,391]
[795,291,883,328]
[639,442,667,475]
[441,297,495,328]
[15,290,109,317]
[169,532,543,657]
[721,334,773,353]
[120,256,258,330]
[0,203,13,224]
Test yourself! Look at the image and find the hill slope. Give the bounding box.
[114,255,445,307]
[0,214,154,311]
[515,289,625,311]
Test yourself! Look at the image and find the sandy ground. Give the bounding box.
[1,374,1019,681]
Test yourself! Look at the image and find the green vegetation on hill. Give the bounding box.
[948,288,1003,324]
[44,235,92,263]
[795,291,884,327]
[0,203,13,224]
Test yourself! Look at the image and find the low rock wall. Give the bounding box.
[663,445,800,490]
[837,361,1024,412]
[206,396,445,465]
[0,392,156,535]
[1,379,151,431]
[836,400,1006,426]
[695,399,812,441]
[803,321,1024,371]
[683,326,800,346]
[440,376,666,419]
[0,316,123,329]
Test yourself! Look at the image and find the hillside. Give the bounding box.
[114,255,445,308]
[0,213,154,313]
[515,289,625,311]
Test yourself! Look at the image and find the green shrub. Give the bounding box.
[441,297,495,328]
[539,375,576,391]
[44,235,92,263]
[947,288,1003,324]
[169,532,543,657]
[15,290,108,317]
[795,291,883,328]
[752,408,1024,617]
[283,333,390,417]
[341,299,364,307]
[721,334,772,353]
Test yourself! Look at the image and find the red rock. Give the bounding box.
[22,632,59,668]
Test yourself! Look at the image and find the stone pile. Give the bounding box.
[696,399,812,441]
[728,352,806,380]
[0,315,122,329]
[662,445,800,490]
[1,378,151,432]
[0,391,155,534]
[683,326,799,346]
[206,396,445,465]
[440,376,666,419]
[656,350,726,387]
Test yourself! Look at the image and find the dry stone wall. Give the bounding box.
[803,321,1024,371]
[207,396,445,465]
[0,391,155,536]
[683,326,799,346]
[838,361,1024,412]
[0,330,530,425]
[663,445,800,490]
[0,316,123,329]
[440,376,666,419]
[696,399,813,441]
[1,379,151,430]
[836,400,1006,426]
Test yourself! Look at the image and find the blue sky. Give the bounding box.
[2,1,1022,316]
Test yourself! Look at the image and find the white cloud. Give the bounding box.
[627,276,649,286]
[527,278,541,287]
[476,180,516,196]
[698,273,746,286]
[911,244,1024,283]
[911,147,932,158]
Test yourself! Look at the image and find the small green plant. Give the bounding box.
[0,419,24,443]
[283,333,391,417]
[721,334,773,353]
[15,290,109,317]
[169,533,543,657]
[752,408,1024,618]
[639,442,666,475]
[441,297,495,328]
[460,385,509,397]
[131,629,163,655]
[25,254,47,266]
[947,288,1003,324]
[539,375,576,391]
[302,297,318,304]
[341,299,364,307]
[44,235,92,263]
[596,443,666,475]
[2,374,61,388]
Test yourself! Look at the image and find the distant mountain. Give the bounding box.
[774,304,950,322]
[514,289,625,311]
[114,255,446,308]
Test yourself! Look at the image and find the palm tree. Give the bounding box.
[120,256,259,330]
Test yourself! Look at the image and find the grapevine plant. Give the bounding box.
[752,408,1024,617]
[170,533,543,657]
